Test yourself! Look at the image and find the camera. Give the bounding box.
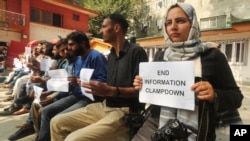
[123,113,145,129]
[123,113,145,139]
[151,119,188,141]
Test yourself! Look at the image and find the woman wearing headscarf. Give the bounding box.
[132,3,243,141]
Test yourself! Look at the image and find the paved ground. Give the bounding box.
[0,87,36,141]
[0,81,249,141]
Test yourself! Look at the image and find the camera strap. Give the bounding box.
[141,104,158,123]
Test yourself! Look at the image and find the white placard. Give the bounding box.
[80,68,94,101]
[40,58,52,71]
[139,61,195,111]
[13,58,22,69]
[47,69,69,92]
[25,47,32,55]
[25,47,32,63]
[33,85,44,104]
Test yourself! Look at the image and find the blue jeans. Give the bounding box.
[0,67,4,73]
[38,95,91,141]
[0,76,6,83]
[25,111,33,125]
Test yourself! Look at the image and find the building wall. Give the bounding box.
[141,0,250,37]
[61,10,89,32]
[30,0,89,32]
[139,0,250,84]
[0,0,6,10]
[29,23,74,42]
[1,0,94,45]
[21,0,31,44]
[5,0,21,13]
[0,31,21,45]
[1,0,97,69]
[2,0,91,42]
[138,0,168,38]
[185,0,250,20]
[184,0,250,84]
[229,40,250,85]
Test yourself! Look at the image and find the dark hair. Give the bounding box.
[39,40,48,45]
[165,4,191,26]
[66,31,90,49]
[56,38,68,49]
[165,4,180,27]
[105,14,129,33]
[167,4,180,13]
[44,42,54,58]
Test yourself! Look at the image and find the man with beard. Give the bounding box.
[7,40,58,140]
[31,31,107,141]
[50,14,148,141]
[8,39,68,140]
[9,32,107,141]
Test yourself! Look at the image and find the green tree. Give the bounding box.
[83,0,146,38]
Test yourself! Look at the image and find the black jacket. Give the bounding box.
[150,48,243,141]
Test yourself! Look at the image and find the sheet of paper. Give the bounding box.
[25,54,31,63]
[139,61,195,111]
[13,58,22,69]
[48,69,68,79]
[25,47,32,55]
[25,47,32,63]
[80,68,94,101]
[47,69,69,92]
[40,58,52,71]
[33,85,44,104]
[47,79,69,92]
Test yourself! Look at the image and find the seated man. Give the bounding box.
[50,14,148,141]
[36,31,107,141]
[8,40,67,140]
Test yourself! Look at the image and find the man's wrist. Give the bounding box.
[116,86,120,97]
[110,86,120,97]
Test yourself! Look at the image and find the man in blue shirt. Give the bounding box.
[36,31,107,141]
[50,14,148,141]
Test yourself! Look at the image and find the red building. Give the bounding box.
[0,0,99,67]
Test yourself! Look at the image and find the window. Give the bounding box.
[236,42,244,63]
[30,8,40,22]
[210,17,216,28]
[221,41,247,65]
[225,44,233,62]
[30,8,62,27]
[42,11,52,25]
[200,15,226,30]
[200,19,209,29]
[73,14,79,21]
[53,13,62,27]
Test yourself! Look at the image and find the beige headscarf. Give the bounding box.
[163,3,218,61]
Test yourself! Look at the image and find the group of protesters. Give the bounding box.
[0,3,244,141]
